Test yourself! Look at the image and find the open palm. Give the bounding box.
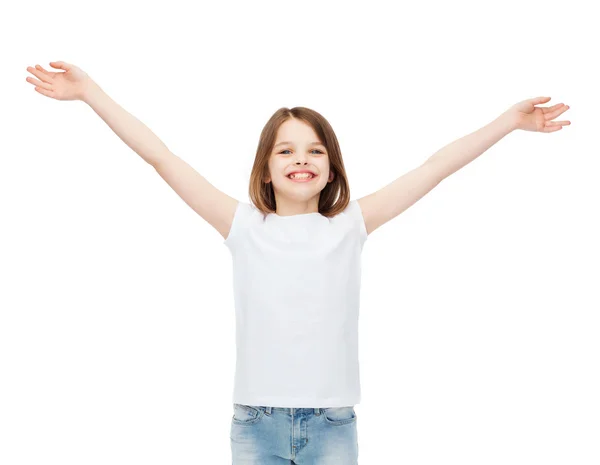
[25,61,92,101]
[508,96,571,133]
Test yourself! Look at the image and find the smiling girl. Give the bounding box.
[26,60,571,465]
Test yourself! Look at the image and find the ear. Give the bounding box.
[328,171,335,182]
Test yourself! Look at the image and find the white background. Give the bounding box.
[2,0,598,464]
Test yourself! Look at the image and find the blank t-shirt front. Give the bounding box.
[223,199,368,408]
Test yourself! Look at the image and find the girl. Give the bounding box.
[25,60,571,465]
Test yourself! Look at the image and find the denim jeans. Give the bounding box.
[230,403,359,464]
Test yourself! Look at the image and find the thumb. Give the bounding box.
[49,61,70,70]
[528,96,551,105]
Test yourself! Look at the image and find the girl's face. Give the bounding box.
[265,118,334,211]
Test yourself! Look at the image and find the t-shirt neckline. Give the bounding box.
[268,211,322,219]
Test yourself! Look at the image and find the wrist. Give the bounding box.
[79,79,103,104]
[497,111,519,134]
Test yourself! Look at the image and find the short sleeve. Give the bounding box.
[347,199,368,248]
[223,201,253,250]
[353,200,368,246]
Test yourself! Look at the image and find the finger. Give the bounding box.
[26,66,52,84]
[34,64,52,76]
[542,124,562,133]
[34,86,55,98]
[546,120,571,127]
[545,105,570,120]
[542,103,564,114]
[25,75,53,90]
[529,96,551,105]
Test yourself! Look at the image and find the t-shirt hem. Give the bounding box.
[232,395,360,408]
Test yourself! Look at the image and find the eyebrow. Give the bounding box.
[273,141,325,148]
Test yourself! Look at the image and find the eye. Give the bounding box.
[279,149,325,155]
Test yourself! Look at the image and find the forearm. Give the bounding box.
[424,112,517,181]
[81,80,169,167]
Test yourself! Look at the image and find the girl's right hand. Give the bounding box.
[25,61,93,101]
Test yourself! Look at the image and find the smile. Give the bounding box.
[287,173,317,182]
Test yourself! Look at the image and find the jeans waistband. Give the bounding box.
[264,407,322,415]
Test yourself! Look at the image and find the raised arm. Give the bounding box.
[26,61,238,240]
[150,152,239,240]
[357,96,571,236]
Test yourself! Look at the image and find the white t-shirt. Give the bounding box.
[223,199,368,408]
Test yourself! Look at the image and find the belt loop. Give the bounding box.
[266,406,272,415]
[314,407,320,415]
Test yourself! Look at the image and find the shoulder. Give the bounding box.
[342,199,368,243]
[223,201,262,247]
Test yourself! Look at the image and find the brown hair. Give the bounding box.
[248,107,351,218]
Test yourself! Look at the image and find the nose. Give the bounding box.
[292,152,309,163]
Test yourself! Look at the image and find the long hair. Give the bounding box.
[248,107,351,218]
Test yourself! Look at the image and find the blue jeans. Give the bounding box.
[230,404,359,464]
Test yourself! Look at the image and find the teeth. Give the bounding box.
[289,173,314,179]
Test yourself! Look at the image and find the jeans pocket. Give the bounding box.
[322,406,357,425]
[232,403,264,426]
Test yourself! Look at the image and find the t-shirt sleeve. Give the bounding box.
[223,201,253,250]
[348,199,368,248]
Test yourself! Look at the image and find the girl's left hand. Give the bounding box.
[505,96,571,133]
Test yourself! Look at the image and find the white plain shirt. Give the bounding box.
[223,199,368,408]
